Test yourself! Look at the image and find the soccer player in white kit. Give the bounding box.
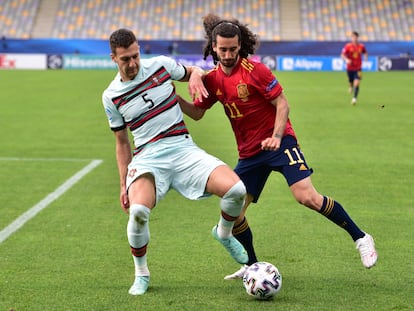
[102,28,248,295]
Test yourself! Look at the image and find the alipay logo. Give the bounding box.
[332,58,344,71]
[282,58,294,70]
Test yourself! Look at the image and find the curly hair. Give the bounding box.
[202,13,259,63]
[109,28,137,54]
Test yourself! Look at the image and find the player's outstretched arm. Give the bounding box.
[176,94,206,120]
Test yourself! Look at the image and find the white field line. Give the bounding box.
[0,159,103,244]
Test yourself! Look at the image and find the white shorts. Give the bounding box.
[126,134,225,203]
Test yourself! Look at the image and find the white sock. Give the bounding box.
[128,204,151,276]
[132,255,150,276]
[127,204,151,247]
[217,217,234,239]
[217,181,245,239]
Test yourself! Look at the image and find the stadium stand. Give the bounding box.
[178,0,281,40]
[49,0,280,40]
[300,0,414,41]
[50,0,185,39]
[0,0,413,41]
[0,0,40,39]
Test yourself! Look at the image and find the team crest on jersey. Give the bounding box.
[237,83,249,101]
[128,168,137,178]
[151,74,161,86]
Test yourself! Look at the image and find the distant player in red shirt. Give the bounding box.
[178,14,377,278]
[341,31,368,105]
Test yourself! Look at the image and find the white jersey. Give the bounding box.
[102,56,188,154]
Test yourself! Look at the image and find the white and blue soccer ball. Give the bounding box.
[242,261,282,300]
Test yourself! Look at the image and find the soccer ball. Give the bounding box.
[242,261,282,300]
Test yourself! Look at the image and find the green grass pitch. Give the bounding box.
[0,69,413,310]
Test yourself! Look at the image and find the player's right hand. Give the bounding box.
[261,136,281,151]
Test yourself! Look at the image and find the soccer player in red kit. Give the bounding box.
[178,14,377,279]
[341,31,368,105]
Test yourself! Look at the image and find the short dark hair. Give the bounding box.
[352,31,359,37]
[109,28,137,54]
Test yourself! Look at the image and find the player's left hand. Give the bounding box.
[188,69,208,102]
[261,136,282,151]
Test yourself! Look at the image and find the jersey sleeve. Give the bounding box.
[193,74,218,109]
[102,91,126,131]
[341,43,351,56]
[362,44,367,54]
[251,62,283,101]
[156,55,186,81]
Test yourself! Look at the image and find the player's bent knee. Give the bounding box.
[220,180,246,217]
[129,204,151,224]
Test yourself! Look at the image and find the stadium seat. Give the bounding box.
[1,0,412,41]
[0,0,40,38]
[300,0,414,41]
[49,0,281,40]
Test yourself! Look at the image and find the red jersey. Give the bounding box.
[194,57,296,159]
[341,42,367,71]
